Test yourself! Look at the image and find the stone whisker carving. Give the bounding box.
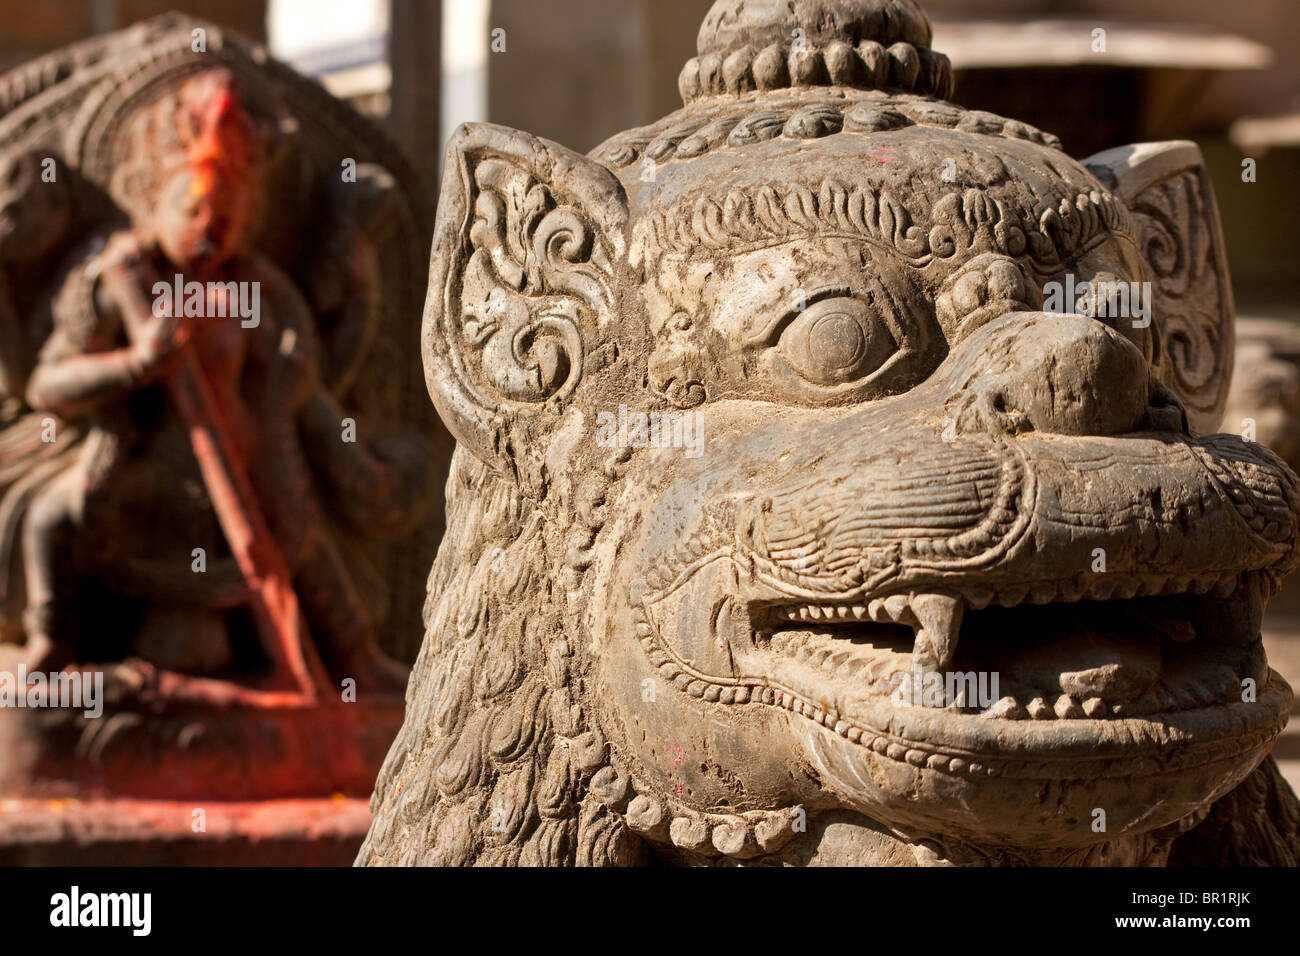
[363,0,1300,866]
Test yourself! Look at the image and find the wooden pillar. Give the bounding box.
[388,0,442,189]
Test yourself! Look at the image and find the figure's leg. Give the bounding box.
[293,529,408,694]
[21,467,83,670]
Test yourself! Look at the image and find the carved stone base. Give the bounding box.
[0,796,373,865]
[0,668,402,801]
[0,645,399,863]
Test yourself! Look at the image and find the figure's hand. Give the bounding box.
[100,234,190,374]
[127,305,190,373]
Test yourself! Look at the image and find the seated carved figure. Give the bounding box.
[0,18,438,815]
[22,68,410,693]
[363,0,1300,865]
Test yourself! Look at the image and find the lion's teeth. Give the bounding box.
[995,584,1029,607]
[1167,685,1197,710]
[1185,679,1213,707]
[1027,583,1057,604]
[1132,689,1161,714]
[983,696,1026,720]
[1113,579,1140,600]
[1059,576,1086,602]
[1213,574,1238,598]
[1196,573,1264,646]
[909,593,964,675]
[1054,694,1084,719]
[1088,578,1117,601]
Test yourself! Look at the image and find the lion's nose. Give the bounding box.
[948,311,1184,438]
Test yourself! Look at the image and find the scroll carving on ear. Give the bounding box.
[423,122,628,464]
[1083,140,1234,434]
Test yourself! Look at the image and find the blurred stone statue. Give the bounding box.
[0,16,438,852]
[1225,319,1300,470]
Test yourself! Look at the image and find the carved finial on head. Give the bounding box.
[681,0,952,104]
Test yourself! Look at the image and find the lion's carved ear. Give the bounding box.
[423,122,628,465]
[1083,140,1234,433]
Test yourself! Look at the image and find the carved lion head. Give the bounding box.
[362,0,1300,866]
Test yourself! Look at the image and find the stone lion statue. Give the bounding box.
[361,0,1300,865]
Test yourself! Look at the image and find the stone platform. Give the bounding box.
[0,649,399,864]
[0,796,372,865]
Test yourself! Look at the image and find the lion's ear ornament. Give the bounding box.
[1082,140,1234,434]
[423,123,630,466]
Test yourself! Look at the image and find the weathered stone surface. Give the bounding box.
[363,0,1300,865]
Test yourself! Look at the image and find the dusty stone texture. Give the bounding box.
[363,0,1300,865]
[0,15,439,817]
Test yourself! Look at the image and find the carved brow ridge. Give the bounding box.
[631,182,1136,274]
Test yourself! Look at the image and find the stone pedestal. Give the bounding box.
[0,796,373,866]
[0,647,399,864]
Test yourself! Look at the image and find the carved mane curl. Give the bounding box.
[359,446,645,866]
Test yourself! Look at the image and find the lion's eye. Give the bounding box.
[776,297,896,386]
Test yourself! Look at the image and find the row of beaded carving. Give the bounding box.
[680,39,953,104]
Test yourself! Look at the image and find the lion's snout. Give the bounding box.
[943,311,1178,439]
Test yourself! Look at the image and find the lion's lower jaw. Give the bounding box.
[628,809,1190,866]
[597,747,1207,866]
[813,817,1189,866]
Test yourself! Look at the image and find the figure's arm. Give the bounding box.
[25,339,153,418]
[25,239,186,418]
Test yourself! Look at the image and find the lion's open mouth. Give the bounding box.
[626,420,1300,782]
[633,563,1290,775]
[748,571,1270,724]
